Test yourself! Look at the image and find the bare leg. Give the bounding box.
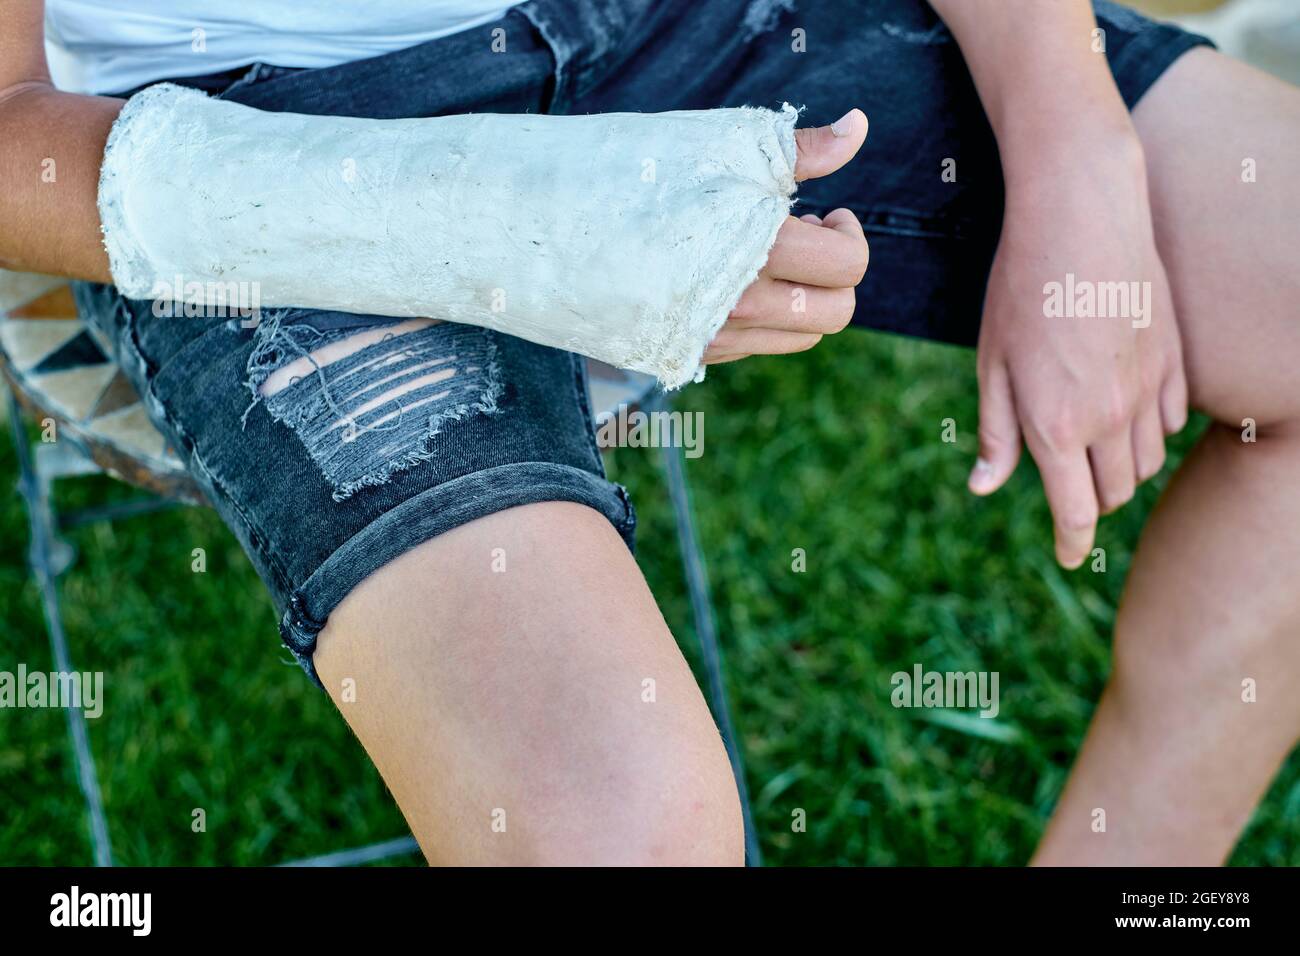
[1035,49,1300,864]
[312,500,744,865]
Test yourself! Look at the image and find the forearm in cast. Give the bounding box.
[98,84,799,388]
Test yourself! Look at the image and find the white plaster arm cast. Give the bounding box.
[98,83,799,388]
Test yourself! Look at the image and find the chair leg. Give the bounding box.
[276,836,422,867]
[655,395,763,867]
[7,388,114,866]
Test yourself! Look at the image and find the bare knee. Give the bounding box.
[316,501,744,867]
[499,741,746,866]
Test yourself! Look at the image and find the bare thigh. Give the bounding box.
[312,500,744,865]
[1133,48,1300,428]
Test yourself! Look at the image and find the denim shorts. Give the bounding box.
[72,0,1213,684]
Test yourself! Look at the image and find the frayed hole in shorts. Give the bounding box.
[244,315,502,500]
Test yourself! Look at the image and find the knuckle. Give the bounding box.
[1099,487,1134,514]
[766,226,793,262]
[1097,400,1128,434]
[1058,507,1097,533]
[1137,449,1166,482]
[1036,410,1080,451]
[831,289,856,331]
[729,294,756,322]
[1098,384,1135,431]
[851,240,870,283]
[977,423,1011,452]
[1099,402,1130,432]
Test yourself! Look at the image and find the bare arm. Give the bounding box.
[927,0,1138,184]
[0,0,118,280]
[927,0,1188,568]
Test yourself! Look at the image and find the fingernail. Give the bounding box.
[967,463,993,496]
[831,110,855,137]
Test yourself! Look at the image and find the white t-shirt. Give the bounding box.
[45,1,517,94]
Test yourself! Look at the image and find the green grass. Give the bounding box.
[2,330,1298,865]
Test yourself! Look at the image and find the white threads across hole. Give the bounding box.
[257,318,443,397]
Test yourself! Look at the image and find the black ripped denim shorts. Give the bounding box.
[72,0,1212,684]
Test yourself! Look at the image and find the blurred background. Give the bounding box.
[3,0,1298,866]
